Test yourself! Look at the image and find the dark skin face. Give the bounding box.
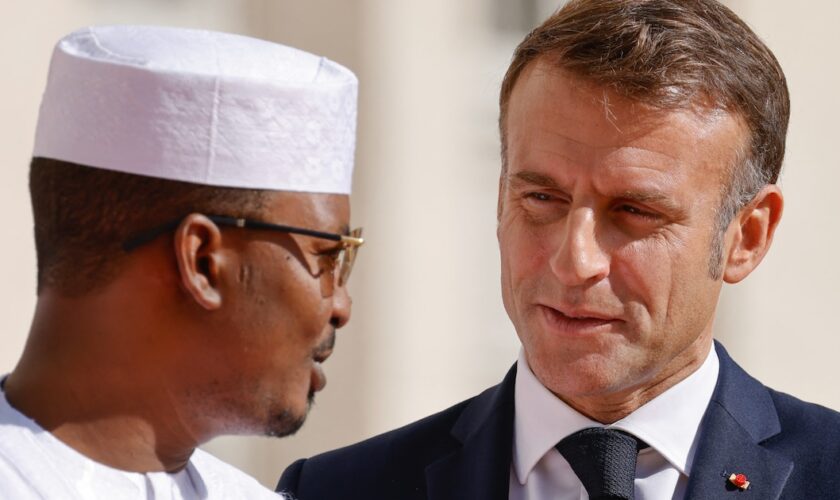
[171,191,352,438]
[498,61,783,423]
[4,191,352,472]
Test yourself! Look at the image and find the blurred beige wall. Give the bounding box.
[0,0,254,377]
[715,0,840,409]
[1,0,838,490]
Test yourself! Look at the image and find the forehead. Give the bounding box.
[262,191,350,233]
[504,60,747,188]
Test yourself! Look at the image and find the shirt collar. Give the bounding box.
[512,345,719,485]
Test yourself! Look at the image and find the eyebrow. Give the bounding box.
[507,171,562,189]
[619,190,670,205]
[617,190,684,215]
[508,170,683,213]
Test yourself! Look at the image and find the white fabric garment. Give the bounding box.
[34,25,358,194]
[0,380,283,499]
[510,345,719,500]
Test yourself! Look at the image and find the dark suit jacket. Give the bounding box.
[277,342,840,499]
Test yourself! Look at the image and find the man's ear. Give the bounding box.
[722,184,784,284]
[173,214,225,310]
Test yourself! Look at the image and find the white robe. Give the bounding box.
[0,382,284,499]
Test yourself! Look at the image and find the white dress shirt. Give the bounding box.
[509,346,719,500]
[0,377,282,499]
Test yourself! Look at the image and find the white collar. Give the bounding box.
[512,344,719,485]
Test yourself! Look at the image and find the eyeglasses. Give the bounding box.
[123,215,364,297]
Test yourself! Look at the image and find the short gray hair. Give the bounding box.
[709,149,773,279]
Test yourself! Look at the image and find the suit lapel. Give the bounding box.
[685,342,793,500]
[425,365,517,500]
[423,343,795,500]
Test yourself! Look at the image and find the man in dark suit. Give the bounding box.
[277,1,840,498]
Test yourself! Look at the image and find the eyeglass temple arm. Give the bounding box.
[123,215,363,252]
[122,220,182,251]
[340,234,364,247]
[223,217,364,247]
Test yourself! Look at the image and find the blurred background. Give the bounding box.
[1,0,837,489]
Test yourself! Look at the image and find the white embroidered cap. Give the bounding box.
[33,25,358,194]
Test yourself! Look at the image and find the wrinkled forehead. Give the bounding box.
[517,60,745,137]
[502,62,751,203]
[505,61,749,168]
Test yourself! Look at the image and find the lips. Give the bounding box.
[537,304,620,336]
[310,331,336,393]
[311,361,327,392]
[310,349,333,393]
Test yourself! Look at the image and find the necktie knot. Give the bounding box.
[555,428,646,500]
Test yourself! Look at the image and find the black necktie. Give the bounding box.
[555,428,647,500]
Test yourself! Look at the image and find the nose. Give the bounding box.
[329,281,352,329]
[549,207,610,287]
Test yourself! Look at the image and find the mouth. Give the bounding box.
[310,331,336,393]
[310,361,327,393]
[313,349,332,364]
[537,304,620,336]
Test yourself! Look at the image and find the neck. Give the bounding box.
[4,290,203,473]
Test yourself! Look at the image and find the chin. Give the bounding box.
[264,408,307,438]
[263,391,315,438]
[528,342,641,398]
[536,361,614,397]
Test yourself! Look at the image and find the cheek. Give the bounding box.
[241,261,328,353]
[499,217,552,283]
[612,231,718,348]
[660,245,721,339]
[499,221,550,312]
[609,236,683,336]
[610,240,675,300]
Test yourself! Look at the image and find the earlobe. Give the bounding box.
[174,214,225,310]
[722,185,784,284]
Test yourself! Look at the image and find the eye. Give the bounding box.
[524,191,562,203]
[519,191,571,223]
[318,246,343,259]
[616,204,660,220]
[316,249,341,274]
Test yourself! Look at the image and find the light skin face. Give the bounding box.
[498,60,783,423]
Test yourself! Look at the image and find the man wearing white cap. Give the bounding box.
[0,25,362,498]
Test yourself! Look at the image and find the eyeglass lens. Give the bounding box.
[319,228,362,298]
